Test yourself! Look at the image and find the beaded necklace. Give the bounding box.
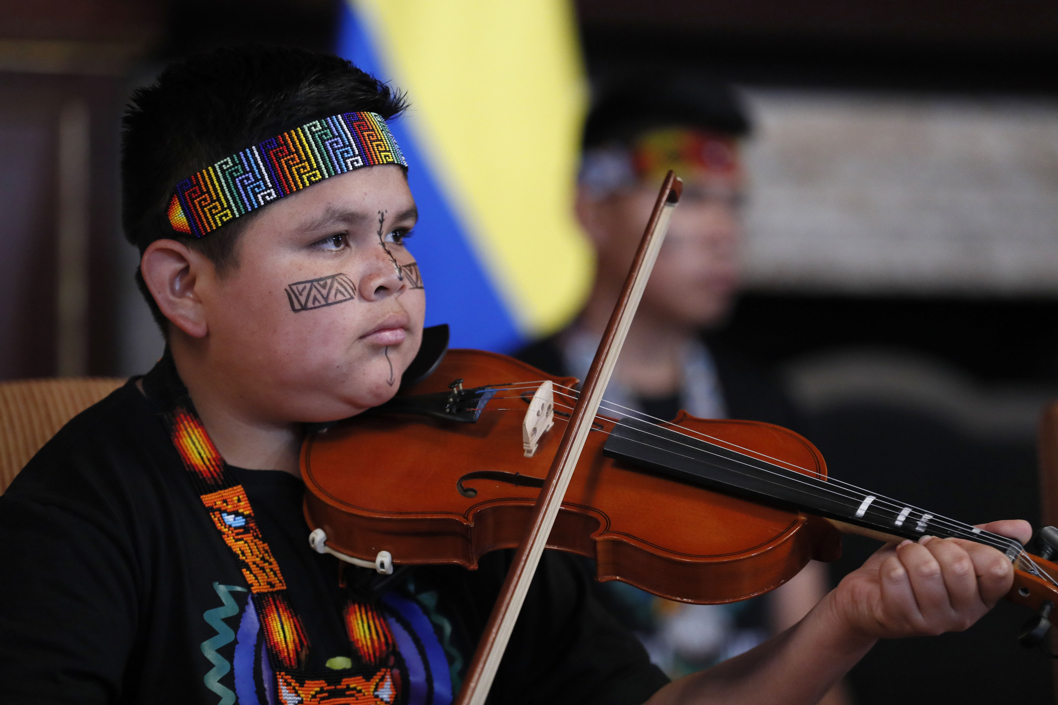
[144,352,407,704]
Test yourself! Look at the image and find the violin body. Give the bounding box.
[302,348,842,604]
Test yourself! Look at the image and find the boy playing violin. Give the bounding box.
[0,45,1031,705]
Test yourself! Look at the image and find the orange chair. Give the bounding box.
[0,378,125,494]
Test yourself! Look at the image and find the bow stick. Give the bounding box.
[455,172,683,705]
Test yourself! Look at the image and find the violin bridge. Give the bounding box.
[522,381,555,457]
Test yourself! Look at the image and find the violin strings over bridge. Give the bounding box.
[522,381,555,457]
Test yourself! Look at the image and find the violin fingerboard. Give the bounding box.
[604,417,1022,559]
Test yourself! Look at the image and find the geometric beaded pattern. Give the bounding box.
[344,601,397,669]
[167,111,407,238]
[151,355,401,690]
[201,486,287,593]
[277,668,398,705]
[254,593,312,671]
[169,406,226,486]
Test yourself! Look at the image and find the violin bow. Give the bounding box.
[455,172,683,705]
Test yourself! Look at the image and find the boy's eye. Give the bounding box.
[317,234,347,251]
[385,228,413,246]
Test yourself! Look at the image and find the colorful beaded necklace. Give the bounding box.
[145,351,411,704]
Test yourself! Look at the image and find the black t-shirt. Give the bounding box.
[0,377,667,704]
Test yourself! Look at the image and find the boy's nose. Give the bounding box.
[358,247,408,301]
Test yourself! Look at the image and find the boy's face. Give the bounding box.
[197,165,425,424]
[586,175,741,330]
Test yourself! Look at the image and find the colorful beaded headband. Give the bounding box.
[579,127,742,198]
[166,111,407,238]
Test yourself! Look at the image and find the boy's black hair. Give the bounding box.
[582,72,751,149]
[122,44,407,332]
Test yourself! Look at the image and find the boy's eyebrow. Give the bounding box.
[387,206,419,226]
[298,205,418,233]
[298,206,372,233]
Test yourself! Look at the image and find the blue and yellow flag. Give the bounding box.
[338,0,591,351]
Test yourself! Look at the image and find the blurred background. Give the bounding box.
[2,0,1057,702]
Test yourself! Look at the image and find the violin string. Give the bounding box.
[491,382,973,540]
[479,383,1035,569]
[490,392,1010,557]
[527,381,1030,552]
[582,396,1038,569]
[491,381,978,539]
[503,378,1016,541]
[483,382,1044,580]
[485,396,1052,585]
[569,401,1022,559]
[498,380,843,475]
[541,402,1049,581]
[550,399,1051,581]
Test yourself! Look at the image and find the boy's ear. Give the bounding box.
[140,239,209,338]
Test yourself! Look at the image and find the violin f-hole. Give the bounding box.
[456,471,546,498]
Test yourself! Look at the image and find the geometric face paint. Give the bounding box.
[285,273,357,313]
[400,263,424,290]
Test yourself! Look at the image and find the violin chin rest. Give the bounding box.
[400,324,450,391]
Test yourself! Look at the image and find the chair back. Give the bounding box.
[0,377,125,494]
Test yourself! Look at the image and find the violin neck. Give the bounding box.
[604,417,1023,560]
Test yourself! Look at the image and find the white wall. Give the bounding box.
[740,89,1058,295]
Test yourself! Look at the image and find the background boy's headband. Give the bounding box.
[166,111,407,238]
[579,127,742,199]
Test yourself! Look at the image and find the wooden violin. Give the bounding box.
[302,346,1058,613]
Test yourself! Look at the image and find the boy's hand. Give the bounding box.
[827,520,1033,641]
[645,520,1033,705]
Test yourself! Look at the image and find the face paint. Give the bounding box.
[384,346,395,386]
[400,262,424,290]
[377,210,404,281]
[285,273,356,312]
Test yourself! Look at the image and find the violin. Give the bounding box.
[302,347,1058,616]
[300,173,1058,704]
[303,345,842,603]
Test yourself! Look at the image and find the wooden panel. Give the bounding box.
[0,82,60,378]
[0,0,159,42]
[0,73,123,379]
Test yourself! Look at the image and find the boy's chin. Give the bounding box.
[342,378,404,417]
[361,381,403,410]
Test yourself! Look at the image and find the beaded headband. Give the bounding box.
[579,127,742,198]
[166,111,407,238]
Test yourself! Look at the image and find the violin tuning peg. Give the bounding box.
[1019,600,1054,649]
[1035,526,1058,561]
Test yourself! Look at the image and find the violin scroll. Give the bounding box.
[1009,527,1058,613]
